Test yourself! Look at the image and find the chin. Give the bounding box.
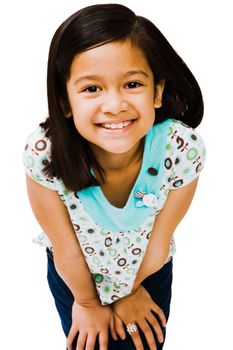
[104,144,135,154]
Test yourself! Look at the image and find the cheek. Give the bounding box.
[68,101,84,122]
[70,97,99,118]
[131,92,154,108]
[67,89,86,115]
[136,96,155,119]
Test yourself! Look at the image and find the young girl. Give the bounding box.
[23,4,206,350]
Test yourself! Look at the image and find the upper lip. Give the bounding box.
[97,119,135,125]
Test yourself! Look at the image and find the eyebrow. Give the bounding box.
[74,70,149,85]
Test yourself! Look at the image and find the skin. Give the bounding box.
[112,177,199,350]
[26,39,199,350]
[27,174,198,350]
[66,40,165,172]
[65,39,199,349]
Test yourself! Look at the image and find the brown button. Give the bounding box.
[148,167,158,175]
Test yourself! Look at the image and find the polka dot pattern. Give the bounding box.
[168,120,206,189]
[23,120,206,304]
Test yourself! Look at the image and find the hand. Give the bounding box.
[67,299,117,350]
[112,285,166,350]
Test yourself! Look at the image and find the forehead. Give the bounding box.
[69,40,153,80]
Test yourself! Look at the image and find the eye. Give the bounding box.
[125,81,142,89]
[82,85,101,93]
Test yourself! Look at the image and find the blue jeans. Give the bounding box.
[46,248,173,349]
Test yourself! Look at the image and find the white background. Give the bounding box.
[0,0,232,349]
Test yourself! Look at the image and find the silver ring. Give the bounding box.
[126,323,138,335]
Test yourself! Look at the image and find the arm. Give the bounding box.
[112,178,199,350]
[26,174,99,304]
[26,175,117,349]
[133,177,199,289]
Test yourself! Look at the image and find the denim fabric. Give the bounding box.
[46,248,173,350]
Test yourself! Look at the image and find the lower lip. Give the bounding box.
[97,120,135,135]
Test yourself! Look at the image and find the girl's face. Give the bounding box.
[66,40,164,157]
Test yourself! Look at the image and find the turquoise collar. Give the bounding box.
[78,119,173,232]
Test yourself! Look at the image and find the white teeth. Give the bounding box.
[116,123,124,129]
[103,123,111,128]
[110,124,118,129]
[101,121,132,129]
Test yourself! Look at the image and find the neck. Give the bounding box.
[90,139,144,175]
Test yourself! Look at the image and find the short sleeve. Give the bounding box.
[22,126,57,190]
[169,121,206,189]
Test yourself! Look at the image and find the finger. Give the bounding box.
[110,315,118,340]
[85,332,97,350]
[129,328,144,350]
[67,326,79,350]
[137,320,157,350]
[98,330,108,350]
[146,314,164,344]
[151,303,167,327]
[114,314,126,340]
[76,331,87,350]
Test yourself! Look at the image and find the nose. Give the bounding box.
[100,91,128,115]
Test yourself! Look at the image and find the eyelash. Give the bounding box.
[125,81,143,89]
[82,81,143,93]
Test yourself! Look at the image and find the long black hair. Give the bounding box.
[41,3,204,191]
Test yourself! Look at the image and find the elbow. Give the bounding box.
[154,247,170,272]
[139,243,170,282]
[151,242,171,268]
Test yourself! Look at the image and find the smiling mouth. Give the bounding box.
[97,120,135,130]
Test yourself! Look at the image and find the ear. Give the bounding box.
[60,99,72,118]
[154,79,165,108]
[64,111,72,118]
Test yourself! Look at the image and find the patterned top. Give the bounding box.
[23,119,206,304]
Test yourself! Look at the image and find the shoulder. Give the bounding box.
[24,125,51,152]
[165,119,206,189]
[23,125,52,172]
[23,125,56,190]
[169,119,203,138]
[166,119,205,153]
[151,117,205,149]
